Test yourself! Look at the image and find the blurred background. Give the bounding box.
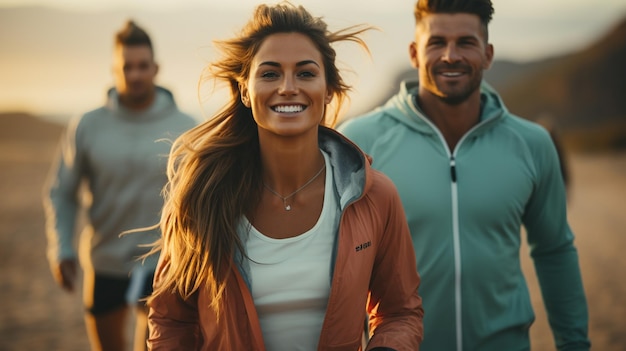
[1,0,625,350]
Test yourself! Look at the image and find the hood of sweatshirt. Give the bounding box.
[378,79,512,139]
[104,86,181,122]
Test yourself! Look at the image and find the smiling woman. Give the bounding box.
[242,32,333,143]
[143,2,424,350]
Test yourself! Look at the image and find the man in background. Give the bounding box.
[339,0,590,349]
[44,20,196,351]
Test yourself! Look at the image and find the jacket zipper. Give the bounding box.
[450,155,462,351]
[415,118,466,350]
[409,95,500,351]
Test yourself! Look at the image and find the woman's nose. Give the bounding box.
[278,75,298,95]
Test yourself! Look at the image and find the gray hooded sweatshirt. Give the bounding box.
[44,87,197,276]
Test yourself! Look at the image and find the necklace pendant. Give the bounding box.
[263,163,326,213]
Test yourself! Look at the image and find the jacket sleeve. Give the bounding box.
[43,115,85,266]
[522,131,590,350]
[365,173,424,351]
[147,255,202,350]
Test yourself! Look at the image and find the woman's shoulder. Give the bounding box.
[363,167,402,205]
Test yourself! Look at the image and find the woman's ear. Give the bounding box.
[325,90,332,105]
[239,84,250,107]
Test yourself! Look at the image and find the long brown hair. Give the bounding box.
[149,1,372,315]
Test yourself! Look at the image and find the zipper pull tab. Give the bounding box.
[450,157,457,183]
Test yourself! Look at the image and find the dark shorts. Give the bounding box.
[85,270,155,316]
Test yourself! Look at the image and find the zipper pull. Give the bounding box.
[450,157,457,183]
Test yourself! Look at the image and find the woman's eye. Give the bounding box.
[298,71,316,78]
[260,71,279,79]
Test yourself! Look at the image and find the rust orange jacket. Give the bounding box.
[147,128,423,351]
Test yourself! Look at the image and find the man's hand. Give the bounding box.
[52,259,78,292]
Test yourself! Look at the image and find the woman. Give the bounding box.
[147,2,423,350]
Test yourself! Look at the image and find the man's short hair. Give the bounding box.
[414,0,494,40]
[115,20,153,54]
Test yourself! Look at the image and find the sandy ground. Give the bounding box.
[1,113,625,350]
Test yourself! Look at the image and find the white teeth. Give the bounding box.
[442,72,462,77]
[274,105,303,113]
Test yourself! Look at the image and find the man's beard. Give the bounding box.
[122,84,154,107]
[440,89,476,105]
[432,64,483,105]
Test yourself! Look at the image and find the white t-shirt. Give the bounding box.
[243,150,337,351]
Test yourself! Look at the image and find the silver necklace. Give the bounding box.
[263,164,326,211]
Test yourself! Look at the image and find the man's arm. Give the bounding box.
[523,130,590,350]
[43,116,85,291]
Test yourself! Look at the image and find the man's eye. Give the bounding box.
[459,39,478,47]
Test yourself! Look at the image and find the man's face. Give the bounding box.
[409,13,493,105]
[112,44,158,107]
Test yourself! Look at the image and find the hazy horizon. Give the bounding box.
[1,1,625,124]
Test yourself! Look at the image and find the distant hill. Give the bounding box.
[378,17,626,152]
[486,17,626,151]
[0,112,63,143]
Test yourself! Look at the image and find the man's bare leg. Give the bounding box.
[133,304,149,351]
[85,306,128,351]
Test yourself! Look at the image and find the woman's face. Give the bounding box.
[241,32,332,139]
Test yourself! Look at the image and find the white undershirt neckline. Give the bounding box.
[242,150,337,351]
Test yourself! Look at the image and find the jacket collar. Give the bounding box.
[105,86,178,121]
[384,79,509,138]
[318,126,372,210]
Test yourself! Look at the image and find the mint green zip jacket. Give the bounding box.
[339,80,590,351]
